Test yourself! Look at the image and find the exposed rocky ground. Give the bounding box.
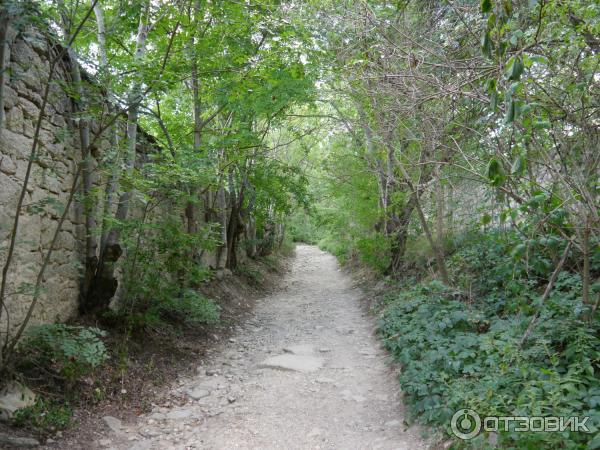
[43,245,427,449]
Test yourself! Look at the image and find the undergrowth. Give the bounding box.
[377,231,600,449]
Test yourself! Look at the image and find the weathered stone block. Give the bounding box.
[0,174,21,208]
[3,85,18,109]
[4,105,23,132]
[0,155,17,175]
[0,127,34,160]
[19,96,40,119]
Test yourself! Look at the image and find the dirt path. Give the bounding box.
[98,245,427,449]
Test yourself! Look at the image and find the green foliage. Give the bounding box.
[287,210,322,244]
[12,398,73,434]
[109,213,219,331]
[378,233,600,449]
[19,325,108,382]
[235,265,264,284]
[355,233,390,272]
[158,290,220,326]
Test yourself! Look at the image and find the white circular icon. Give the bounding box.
[450,409,482,440]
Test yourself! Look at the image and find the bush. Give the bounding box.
[11,398,73,433]
[111,215,219,332]
[356,233,390,272]
[159,289,220,326]
[235,264,263,284]
[378,267,600,448]
[287,210,322,244]
[112,288,220,332]
[19,324,108,383]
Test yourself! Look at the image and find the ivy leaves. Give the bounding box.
[487,158,506,187]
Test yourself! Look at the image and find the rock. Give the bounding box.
[307,427,322,438]
[318,348,331,353]
[283,344,314,355]
[259,354,323,373]
[141,429,162,437]
[227,396,236,404]
[341,389,366,402]
[102,415,122,433]
[214,269,232,280]
[166,409,193,420]
[315,377,335,384]
[0,433,40,448]
[0,381,36,421]
[0,156,17,175]
[185,388,210,400]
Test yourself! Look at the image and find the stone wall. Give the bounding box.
[0,25,85,336]
[0,20,261,339]
[0,27,220,337]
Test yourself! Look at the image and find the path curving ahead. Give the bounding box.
[105,245,427,449]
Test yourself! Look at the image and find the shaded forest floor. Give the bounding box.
[2,255,288,448]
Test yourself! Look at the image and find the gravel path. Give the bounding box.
[100,244,427,449]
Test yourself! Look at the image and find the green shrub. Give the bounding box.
[318,236,351,262]
[111,215,219,331]
[379,277,600,449]
[113,288,220,331]
[12,398,73,433]
[235,264,263,283]
[160,289,220,325]
[356,233,390,272]
[287,210,322,244]
[19,324,108,382]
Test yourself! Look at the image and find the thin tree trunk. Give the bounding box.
[520,241,572,347]
[60,4,97,300]
[215,181,228,268]
[0,10,10,134]
[582,216,591,320]
[93,0,121,257]
[83,5,150,314]
[392,147,450,285]
[388,194,417,273]
[185,36,201,236]
[184,0,203,240]
[447,182,454,234]
[226,168,247,269]
[435,165,445,246]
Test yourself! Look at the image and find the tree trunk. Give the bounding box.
[0,11,10,134]
[59,7,98,301]
[391,146,451,285]
[435,165,445,247]
[93,1,120,257]
[225,171,241,269]
[388,194,417,274]
[215,181,228,268]
[186,9,202,237]
[83,7,150,314]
